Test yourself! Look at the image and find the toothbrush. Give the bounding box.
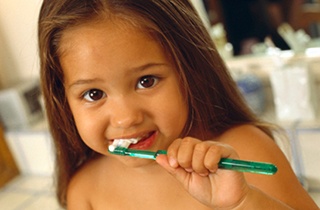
[108,147,278,175]
[108,138,139,152]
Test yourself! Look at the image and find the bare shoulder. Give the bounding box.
[67,156,105,210]
[218,124,318,209]
[217,124,279,161]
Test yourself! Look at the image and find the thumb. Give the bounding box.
[156,155,190,182]
[156,154,175,172]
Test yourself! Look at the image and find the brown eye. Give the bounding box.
[83,89,106,101]
[137,76,158,89]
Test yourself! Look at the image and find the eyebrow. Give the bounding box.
[67,62,169,89]
[67,78,104,90]
[131,62,168,72]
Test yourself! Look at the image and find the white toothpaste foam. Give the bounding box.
[109,138,140,152]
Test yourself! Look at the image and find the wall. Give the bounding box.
[0,0,43,88]
[5,128,54,176]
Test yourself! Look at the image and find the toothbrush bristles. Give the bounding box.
[108,138,139,152]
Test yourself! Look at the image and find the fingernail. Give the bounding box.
[169,157,178,168]
[185,168,194,173]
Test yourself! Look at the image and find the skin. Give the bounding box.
[60,18,318,210]
[62,19,188,167]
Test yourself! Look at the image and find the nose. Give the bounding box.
[108,97,144,129]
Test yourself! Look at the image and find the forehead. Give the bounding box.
[58,17,175,79]
[58,17,150,55]
[58,17,170,69]
[57,11,163,53]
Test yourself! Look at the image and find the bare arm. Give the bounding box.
[156,125,319,209]
[66,173,93,210]
[219,125,318,209]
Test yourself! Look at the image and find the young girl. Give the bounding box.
[38,0,318,209]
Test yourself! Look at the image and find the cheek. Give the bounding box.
[73,114,90,140]
[154,89,188,136]
[69,106,104,145]
[74,116,106,152]
[171,100,188,132]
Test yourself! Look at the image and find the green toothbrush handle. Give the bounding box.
[155,150,277,175]
[156,150,277,175]
[218,158,277,175]
[109,148,277,175]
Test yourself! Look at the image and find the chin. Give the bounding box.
[120,156,158,169]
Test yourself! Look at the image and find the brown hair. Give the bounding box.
[38,0,272,207]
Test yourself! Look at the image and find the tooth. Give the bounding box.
[108,140,119,152]
[109,138,140,152]
[118,140,132,148]
[109,144,116,152]
[116,138,140,144]
[128,138,139,144]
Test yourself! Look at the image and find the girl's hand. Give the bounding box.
[156,137,250,209]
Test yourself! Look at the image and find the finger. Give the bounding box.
[166,138,182,168]
[203,144,223,173]
[156,154,172,172]
[156,154,190,183]
[176,137,197,171]
[192,142,210,176]
[204,143,237,173]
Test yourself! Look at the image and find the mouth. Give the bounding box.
[110,131,157,150]
[129,131,157,149]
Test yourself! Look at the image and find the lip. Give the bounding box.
[129,131,157,150]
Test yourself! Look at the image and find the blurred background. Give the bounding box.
[0,0,320,209]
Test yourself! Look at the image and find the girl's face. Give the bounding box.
[60,19,188,166]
